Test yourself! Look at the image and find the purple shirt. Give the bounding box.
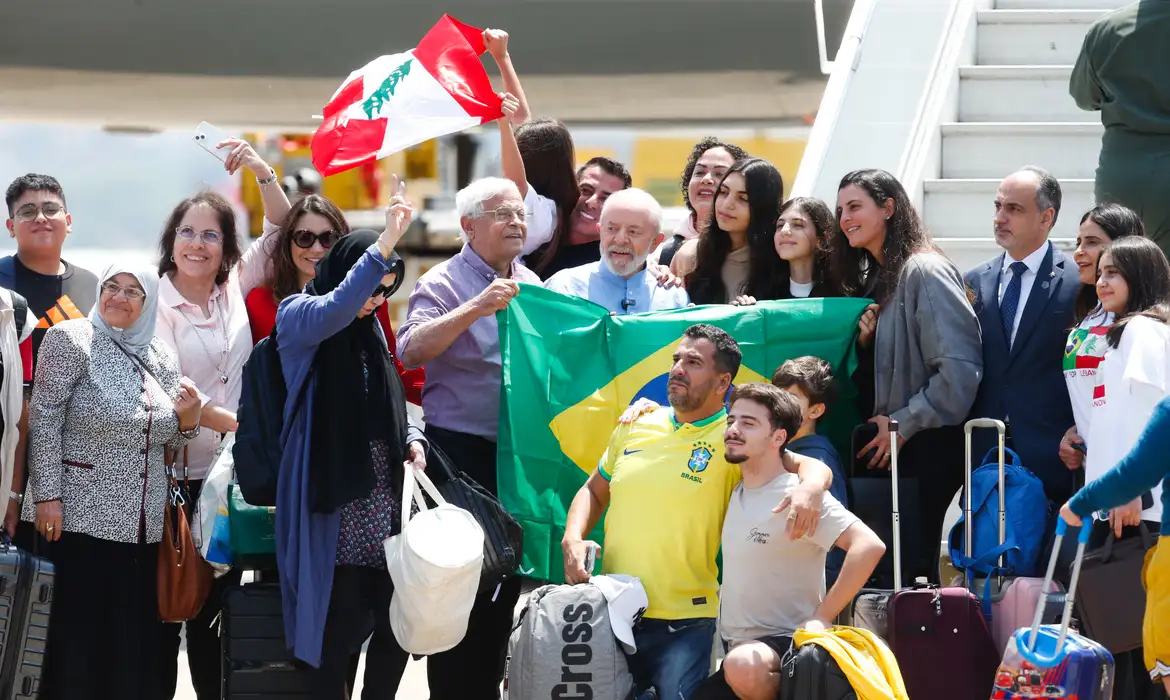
[398,244,540,440]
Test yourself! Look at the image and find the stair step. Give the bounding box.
[924,178,1095,241]
[940,122,1102,179]
[959,65,1093,122]
[977,10,1107,65]
[996,0,1131,9]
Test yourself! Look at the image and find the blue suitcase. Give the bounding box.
[990,519,1115,700]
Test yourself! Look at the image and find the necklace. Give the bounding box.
[180,296,231,385]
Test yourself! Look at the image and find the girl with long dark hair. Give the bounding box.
[1060,203,1145,472]
[774,196,837,299]
[833,168,982,583]
[684,158,785,305]
[1082,235,1170,700]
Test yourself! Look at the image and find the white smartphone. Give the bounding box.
[584,542,599,575]
[193,121,236,162]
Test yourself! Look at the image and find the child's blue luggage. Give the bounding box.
[990,519,1115,700]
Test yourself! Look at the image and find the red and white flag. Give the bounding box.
[311,15,503,176]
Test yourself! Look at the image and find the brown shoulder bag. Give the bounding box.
[158,446,213,623]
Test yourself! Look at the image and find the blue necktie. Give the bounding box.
[1000,261,1028,346]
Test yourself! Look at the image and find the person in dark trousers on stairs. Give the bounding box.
[1071,0,1170,257]
[965,167,1082,507]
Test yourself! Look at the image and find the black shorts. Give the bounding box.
[694,634,795,700]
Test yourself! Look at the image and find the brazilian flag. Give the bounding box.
[496,286,870,583]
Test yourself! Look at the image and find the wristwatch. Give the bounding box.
[9,492,22,505]
[178,425,201,440]
[256,168,278,187]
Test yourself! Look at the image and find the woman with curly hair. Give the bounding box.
[658,137,749,272]
[683,157,786,305]
[834,168,982,583]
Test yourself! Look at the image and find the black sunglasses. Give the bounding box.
[370,283,395,299]
[292,229,341,249]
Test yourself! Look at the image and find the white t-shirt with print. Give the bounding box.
[719,471,858,644]
[1086,314,1168,522]
[1063,307,1113,439]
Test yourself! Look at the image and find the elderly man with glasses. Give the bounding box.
[397,176,537,700]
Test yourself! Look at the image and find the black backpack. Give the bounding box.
[233,327,305,507]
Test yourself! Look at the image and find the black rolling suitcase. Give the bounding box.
[222,583,313,699]
[0,537,53,700]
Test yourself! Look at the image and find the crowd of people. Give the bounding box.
[0,23,1167,700]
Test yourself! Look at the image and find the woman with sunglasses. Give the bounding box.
[152,138,292,700]
[243,192,425,405]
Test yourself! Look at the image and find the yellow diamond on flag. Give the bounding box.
[549,336,769,474]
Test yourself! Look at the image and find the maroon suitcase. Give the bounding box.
[857,419,1001,700]
[888,581,1000,699]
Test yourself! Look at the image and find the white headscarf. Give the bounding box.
[89,263,160,360]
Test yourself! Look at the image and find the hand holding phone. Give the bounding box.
[583,542,599,576]
[193,121,236,163]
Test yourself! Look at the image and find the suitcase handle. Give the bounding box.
[1014,519,1092,668]
[888,419,901,592]
[962,418,1008,590]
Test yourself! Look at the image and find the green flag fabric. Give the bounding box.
[496,286,870,583]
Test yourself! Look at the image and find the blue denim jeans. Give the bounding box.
[627,617,717,700]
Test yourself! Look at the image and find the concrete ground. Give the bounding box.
[172,647,431,699]
[174,578,537,699]
[173,496,967,699]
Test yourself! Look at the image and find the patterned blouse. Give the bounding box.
[335,350,412,568]
[21,319,191,544]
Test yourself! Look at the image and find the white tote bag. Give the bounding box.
[384,465,484,655]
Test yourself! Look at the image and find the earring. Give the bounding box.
[169,255,174,262]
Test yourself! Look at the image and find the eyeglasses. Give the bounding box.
[175,226,224,245]
[370,283,395,299]
[100,282,146,301]
[292,229,341,249]
[13,202,65,222]
[482,206,526,224]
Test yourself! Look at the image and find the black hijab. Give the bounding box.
[305,229,407,514]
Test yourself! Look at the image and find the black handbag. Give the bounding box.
[1073,521,1155,653]
[778,643,858,700]
[428,443,524,593]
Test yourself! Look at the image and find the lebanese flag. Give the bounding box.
[311,15,503,176]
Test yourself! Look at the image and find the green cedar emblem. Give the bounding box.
[362,58,414,119]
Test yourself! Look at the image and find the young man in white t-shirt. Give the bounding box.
[702,384,886,700]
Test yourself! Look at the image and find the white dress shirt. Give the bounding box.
[997,241,1051,343]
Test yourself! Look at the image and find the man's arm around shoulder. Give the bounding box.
[777,451,834,539]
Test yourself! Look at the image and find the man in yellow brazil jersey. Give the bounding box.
[561,324,833,700]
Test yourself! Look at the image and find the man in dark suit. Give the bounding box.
[965,166,1081,505]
